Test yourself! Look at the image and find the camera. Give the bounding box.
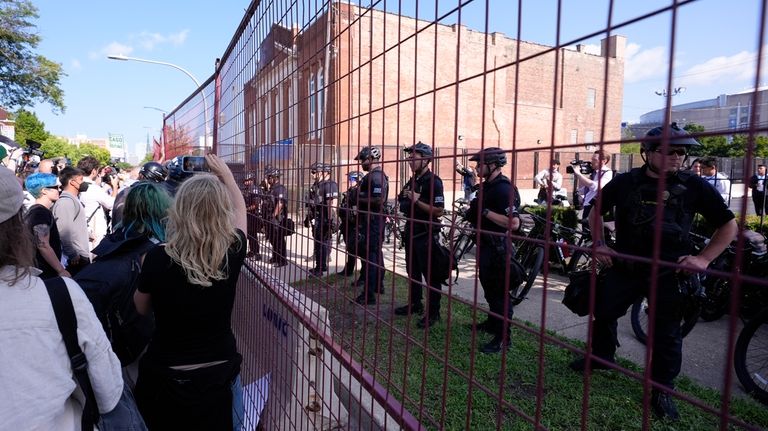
[566,160,594,175]
[181,155,210,173]
[101,165,119,184]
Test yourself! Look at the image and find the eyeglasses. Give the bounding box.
[44,186,60,190]
[654,148,687,156]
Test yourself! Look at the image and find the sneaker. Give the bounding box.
[394,304,424,316]
[308,267,327,276]
[354,293,376,305]
[480,335,511,354]
[416,314,440,329]
[568,356,615,372]
[651,391,680,421]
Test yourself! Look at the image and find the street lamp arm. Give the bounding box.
[108,54,202,87]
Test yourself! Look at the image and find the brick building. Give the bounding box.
[243,3,625,197]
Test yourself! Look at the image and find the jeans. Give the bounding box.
[232,374,244,431]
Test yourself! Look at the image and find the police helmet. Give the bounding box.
[348,171,364,182]
[354,146,382,161]
[166,156,193,181]
[140,161,168,183]
[265,167,281,178]
[642,123,700,153]
[310,162,331,173]
[403,141,433,157]
[469,147,507,167]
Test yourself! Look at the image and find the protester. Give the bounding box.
[24,172,70,279]
[77,156,119,250]
[133,154,247,430]
[749,164,766,217]
[455,161,477,200]
[52,167,92,275]
[571,150,613,221]
[700,156,731,203]
[0,166,124,430]
[534,159,566,205]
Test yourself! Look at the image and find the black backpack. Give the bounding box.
[75,232,158,365]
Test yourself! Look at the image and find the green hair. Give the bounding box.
[118,182,172,242]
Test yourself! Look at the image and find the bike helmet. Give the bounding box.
[139,161,168,183]
[310,162,331,173]
[642,123,700,153]
[348,171,364,182]
[354,146,382,161]
[469,147,507,167]
[403,141,433,157]
[166,156,193,181]
[265,167,281,178]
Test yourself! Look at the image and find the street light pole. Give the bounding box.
[655,86,686,125]
[108,54,210,152]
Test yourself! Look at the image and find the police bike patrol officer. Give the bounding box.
[465,147,524,354]
[264,168,289,267]
[243,173,269,260]
[572,124,737,420]
[353,146,389,305]
[393,142,446,329]
[337,171,364,278]
[308,163,339,276]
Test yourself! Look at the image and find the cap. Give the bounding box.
[0,167,24,223]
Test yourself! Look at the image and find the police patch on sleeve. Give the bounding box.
[434,196,444,203]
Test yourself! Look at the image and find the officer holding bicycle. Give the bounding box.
[465,147,523,354]
[572,124,737,420]
[393,142,445,329]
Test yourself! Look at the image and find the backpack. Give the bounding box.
[75,232,158,365]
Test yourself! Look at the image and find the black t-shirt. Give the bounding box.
[599,167,734,261]
[314,180,339,222]
[466,174,520,233]
[358,167,388,213]
[399,170,445,236]
[137,229,247,365]
[25,204,62,279]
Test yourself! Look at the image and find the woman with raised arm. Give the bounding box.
[133,154,248,430]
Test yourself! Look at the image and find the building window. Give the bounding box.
[264,99,271,144]
[585,130,594,144]
[275,89,282,141]
[586,88,596,108]
[309,72,316,138]
[317,67,324,138]
[570,129,578,144]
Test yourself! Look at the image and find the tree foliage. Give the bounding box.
[684,123,768,158]
[13,109,49,145]
[40,136,111,166]
[0,0,65,112]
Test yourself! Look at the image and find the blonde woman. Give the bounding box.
[133,154,247,430]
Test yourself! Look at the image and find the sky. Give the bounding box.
[27,0,766,159]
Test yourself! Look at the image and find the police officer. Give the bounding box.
[308,163,339,275]
[161,156,193,197]
[337,171,363,277]
[243,174,264,260]
[111,161,168,228]
[393,142,445,328]
[264,168,289,267]
[465,147,522,354]
[353,146,389,305]
[572,124,737,420]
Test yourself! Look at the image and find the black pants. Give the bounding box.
[478,241,515,338]
[246,213,260,255]
[404,233,442,317]
[339,228,357,273]
[361,217,384,296]
[591,265,684,388]
[312,222,331,270]
[267,218,287,264]
[753,191,766,216]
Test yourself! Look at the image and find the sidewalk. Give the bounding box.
[250,225,748,400]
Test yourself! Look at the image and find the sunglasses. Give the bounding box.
[654,148,687,156]
[44,185,60,190]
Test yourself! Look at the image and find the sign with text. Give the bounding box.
[108,133,124,149]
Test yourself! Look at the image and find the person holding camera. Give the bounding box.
[571,125,737,420]
[264,168,289,268]
[570,150,613,222]
[393,142,445,328]
[308,163,339,276]
[77,156,119,251]
[353,146,389,305]
[465,147,523,354]
[455,161,477,200]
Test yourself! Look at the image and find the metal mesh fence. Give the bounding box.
[163,1,768,429]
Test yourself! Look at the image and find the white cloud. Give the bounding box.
[70,59,81,71]
[624,43,668,83]
[92,41,134,59]
[134,30,190,51]
[677,49,761,87]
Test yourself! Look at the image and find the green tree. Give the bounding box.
[141,153,154,164]
[13,109,50,146]
[0,0,65,112]
[41,135,75,159]
[71,143,111,166]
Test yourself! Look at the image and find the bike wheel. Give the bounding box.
[567,249,593,273]
[734,309,768,405]
[699,278,729,322]
[511,246,544,306]
[451,234,474,282]
[630,297,700,346]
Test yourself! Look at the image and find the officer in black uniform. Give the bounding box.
[337,171,363,277]
[393,142,445,328]
[465,147,522,354]
[353,146,389,305]
[161,156,192,197]
[308,163,339,276]
[111,161,168,228]
[243,174,264,260]
[571,124,737,420]
[264,167,289,267]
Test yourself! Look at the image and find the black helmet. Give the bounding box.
[347,171,364,182]
[166,156,192,182]
[140,161,168,183]
[403,141,433,157]
[469,147,507,167]
[354,146,382,161]
[310,162,331,173]
[642,123,700,153]
[265,167,281,178]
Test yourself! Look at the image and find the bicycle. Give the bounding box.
[734,307,768,405]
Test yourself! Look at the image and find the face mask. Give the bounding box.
[77,181,90,193]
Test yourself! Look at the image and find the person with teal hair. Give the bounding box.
[24,172,69,279]
[113,182,172,242]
